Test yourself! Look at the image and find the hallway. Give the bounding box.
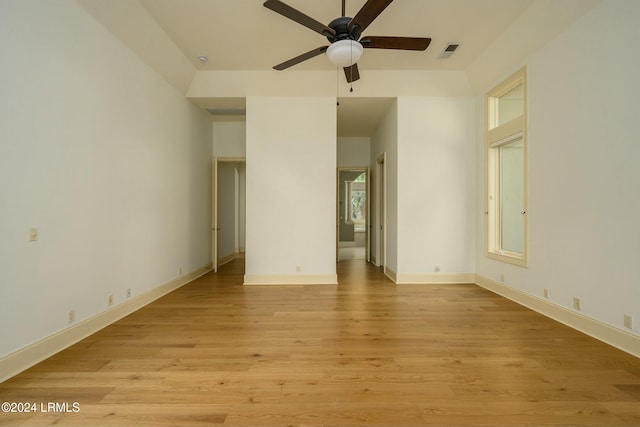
[1,259,638,426]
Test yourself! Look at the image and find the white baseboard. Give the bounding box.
[243,274,338,285]
[396,272,475,284]
[217,252,236,267]
[0,264,213,383]
[384,266,397,283]
[475,274,640,358]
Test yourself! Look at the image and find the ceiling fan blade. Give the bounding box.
[348,0,394,38]
[264,0,335,37]
[273,46,329,70]
[360,36,431,51]
[344,63,360,83]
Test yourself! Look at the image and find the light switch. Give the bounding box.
[29,227,38,242]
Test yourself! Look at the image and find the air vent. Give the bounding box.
[439,43,460,59]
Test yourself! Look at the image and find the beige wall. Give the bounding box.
[0,0,213,359]
[474,0,640,337]
[244,97,337,284]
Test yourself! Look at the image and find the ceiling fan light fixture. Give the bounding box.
[326,39,363,67]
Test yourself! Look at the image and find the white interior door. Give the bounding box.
[366,168,370,263]
[212,157,218,272]
[376,154,386,271]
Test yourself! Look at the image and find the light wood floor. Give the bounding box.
[1,259,639,426]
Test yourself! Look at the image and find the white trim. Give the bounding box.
[475,274,640,358]
[396,273,475,284]
[384,266,397,283]
[376,153,386,271]
[0,264,213,383]
[243,274,338,285]
[489,130,523,149]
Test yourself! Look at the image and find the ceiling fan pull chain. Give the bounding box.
[336,67,340,106]
[349,40,354,93]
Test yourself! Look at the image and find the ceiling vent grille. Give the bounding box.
[439,43,460,59]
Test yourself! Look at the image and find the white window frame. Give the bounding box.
[485,67,528,267]
[345,181,366,226]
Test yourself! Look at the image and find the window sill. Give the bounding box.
[486,250,528,267]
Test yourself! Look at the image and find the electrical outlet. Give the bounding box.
[573,298,581,311]
[68,310,75,324]
[179,267,182,275]
[28,227,38,242]
[500,273,505,282]
[126,288,131,299]
[295,265,301,273]
[108,295,113,306]
[543,288,549,299]
[435,265,441,272]
[624,314,633,329]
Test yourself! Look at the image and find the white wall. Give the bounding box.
[370,101,398,275]
[244,97,337,284]
[465,0,600,92]
[0,0,212,358]
[337,137,371,167]
[188,70,473,99]
[397,97,475,281]
[474,0,640,336]
[213,121,246,158]
[238,162,246,252]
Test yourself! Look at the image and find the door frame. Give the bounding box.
[376,153,387,273]
[336,167,370,263]
[212,157,246,272]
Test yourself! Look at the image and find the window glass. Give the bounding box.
[499,137,524,254]
[347,182,366,224]
[498,84,524,126]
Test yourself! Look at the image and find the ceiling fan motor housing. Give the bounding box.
[327,16,360,42]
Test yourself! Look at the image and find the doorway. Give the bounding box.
[376,153,386,273]
[212,157,246,272]
[337,168,369,262]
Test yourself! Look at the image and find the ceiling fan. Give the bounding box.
[263,0,432,83]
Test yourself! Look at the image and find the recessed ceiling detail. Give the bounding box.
[206,108,246,116]
[137,0,535,72]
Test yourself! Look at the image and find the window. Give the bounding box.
[485,68,528,266]
[345,175,366,226]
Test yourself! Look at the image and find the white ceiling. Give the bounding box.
[80,0,596,136]
[138,0,534,72]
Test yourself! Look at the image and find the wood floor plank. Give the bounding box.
[0,258,638,426]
